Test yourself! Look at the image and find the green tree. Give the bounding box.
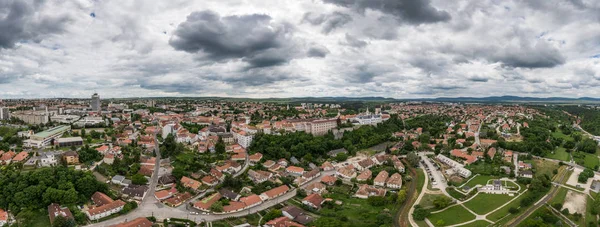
[132,174,148,185]
[407,152,419,167]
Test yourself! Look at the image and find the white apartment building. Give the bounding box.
[436,154,472,178]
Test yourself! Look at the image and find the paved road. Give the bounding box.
[408,163,429,227]
[142,131,161,205]
[419,153,451,198]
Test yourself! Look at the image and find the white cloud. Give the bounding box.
[0,0,599,98]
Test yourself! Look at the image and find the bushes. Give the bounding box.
[412,205,430,221]
[578,168,594,183]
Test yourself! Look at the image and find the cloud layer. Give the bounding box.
[0,0,599,99]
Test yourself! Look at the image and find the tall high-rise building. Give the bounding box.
[91,93,100,111]
[0,107,10,120]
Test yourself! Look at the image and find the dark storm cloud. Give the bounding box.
[302,12,353,34]
[342,34,367,48]
[0,0,71,49]
[169,10,297,68]
[307,45,330,57]
[492,41,566,68]
[408,56,448,74]
[468,75,489,82]
[322,0,450,24]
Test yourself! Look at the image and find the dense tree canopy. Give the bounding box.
[0,167,109,214]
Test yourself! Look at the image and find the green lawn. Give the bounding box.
[427,205,476,226]
[417,168,426,194]
[419,193,451,209]
[533,159,559,178]
[447,187,468,200]
[572,151,600,170]
[586,195,598,225]
[455,220,493,227]
[464,193,513,215]
[552,130,574,142]
[486,191,528,222]
[545,147,570,162]
[549,187,568,205]
[28,210,52,227]
[462,175,497,189]
[319,189,396,227]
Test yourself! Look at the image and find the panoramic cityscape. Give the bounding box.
[1,0,600,227]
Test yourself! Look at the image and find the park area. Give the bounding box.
[463,193,514,215]
[427,205,476,226]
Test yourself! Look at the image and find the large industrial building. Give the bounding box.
[24,125,71,148]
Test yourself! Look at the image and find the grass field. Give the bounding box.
[28,210,51,227]
[464,193,513,215]
[549,187,568,205]
[545,147,571,162]
[486,191,528,222]
[552,130,574,141]
[455,220,493,227]
[586,195,598,225]
[463,175,497,189]
[428,205,476,226]
[419,194,452,209]
[572,152,600,169]
[447,187,467,200]
[533,159,559,178]
[417,168,426,194]
[320,188,396,226]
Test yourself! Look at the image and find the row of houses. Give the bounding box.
[193,185,291,213]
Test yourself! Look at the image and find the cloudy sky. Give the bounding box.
[1,0,600,99]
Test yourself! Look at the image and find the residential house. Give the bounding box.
[519,170,533,178]
[164,192,192,207]
[336,166,356,180]
[302,169,320,181]
[304,182,326,194]
[286,166,305,176]
[374,171,389,187]
[356,158,375,171]
[48,203,73,225]
[356,169,372,182]
[219,189,241,201]
[63,151,79,164]
[158,175,176,187]
[193,193,221,212]
[86,192,126,220]
[259,185,289,201]
[321,175,337,186]
[109,217,153,227]
[39,153,58,167]
[302,194,325,209]
[11,151,29,163]
[248,170,272,184]
[386,173,402,189]
[320,161,334,171]
[282,206,304,220]
[122,185,148,200]
[0,209,7,226]
[201,175,219,186]
[354,184,386,199]
[264,217,304,227]
[249,153,263,165]
[181,176,202,191]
